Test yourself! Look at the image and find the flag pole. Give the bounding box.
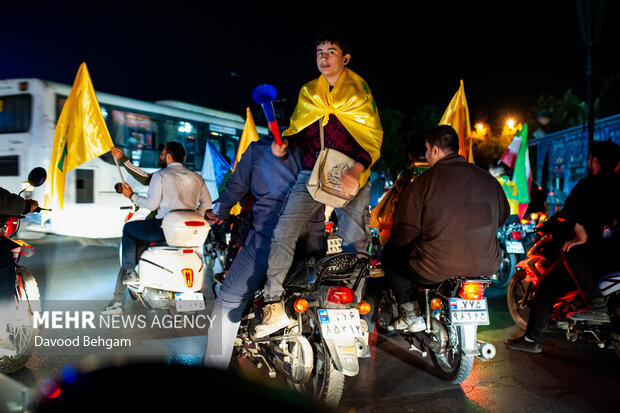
[113,157,126,185]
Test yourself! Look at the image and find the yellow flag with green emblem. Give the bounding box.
[283,68,383,186]
[44,63,113,209]
[229,107,261,216]
[439,79,474,163]
[233,107,260,172]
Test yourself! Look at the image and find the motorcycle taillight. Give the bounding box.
[325,286,354,305]
[459,282,485,300]
[6,217,18,236]
[510,231,522,240]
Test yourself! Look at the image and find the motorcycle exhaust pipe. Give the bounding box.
[476,340,496,361]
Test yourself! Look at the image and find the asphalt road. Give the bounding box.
[6,235,620,412]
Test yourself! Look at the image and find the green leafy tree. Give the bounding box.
[524,89,586,134]
[596,73,620,119]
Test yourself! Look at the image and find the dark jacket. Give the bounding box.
[0,187,29,216]
[390,153,509,282]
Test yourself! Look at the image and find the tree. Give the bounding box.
[524,89,586,134]
[596,73,620,119]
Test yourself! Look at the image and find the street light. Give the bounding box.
[506,119,515,129]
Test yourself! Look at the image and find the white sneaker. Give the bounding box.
[393,314,426,333]
[101,301,123,315]
[254,302,291,338]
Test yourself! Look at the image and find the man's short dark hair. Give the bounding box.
[315,30,351,56]
[165,142,186,163]
[590,140,620,171]
[425,125,459,154]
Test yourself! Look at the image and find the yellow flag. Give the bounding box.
[439,79,474,163]
[229,107,260,216]
[282,68,383,186]
[233,107,260,172]
[44,63,113,209]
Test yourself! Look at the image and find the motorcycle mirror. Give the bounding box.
[27,167,47,187]
[114,183,124,194]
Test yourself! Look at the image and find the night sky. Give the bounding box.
[2,1,619,132]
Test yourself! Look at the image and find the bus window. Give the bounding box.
[223,137,238,165]
[0,94,32,134]
[160,119,205,171]
[108,109,159,168]
[0,155,19,176]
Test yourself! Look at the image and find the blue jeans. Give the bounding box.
[204,231,270,369]
[120,219,165,271]
[263,171,371,302]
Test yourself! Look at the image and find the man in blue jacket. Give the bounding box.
[203,134,326,369]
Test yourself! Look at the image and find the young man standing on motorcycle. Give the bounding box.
[203,133,326,369]
[0,188,39,354]
[103,142,212,314]
[254,30,383,338]
[507,140,620,353]
[381,125,509,332]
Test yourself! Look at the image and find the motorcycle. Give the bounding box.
[493,212,546,288]
[0,167,47,374]
[367,272,496,384]
[507,212,620,358]
[232,225,371,407]
[116,196,211,314]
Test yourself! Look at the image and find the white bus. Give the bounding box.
[0,78,267,242]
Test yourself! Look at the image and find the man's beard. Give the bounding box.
[158,158,166,169]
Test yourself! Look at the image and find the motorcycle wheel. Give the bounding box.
[429,325,474,384]
[507,269,532,331]
[492,250,517,289]
[0,266,41,374]
[287,325,344,407]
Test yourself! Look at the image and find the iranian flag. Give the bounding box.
[500,124,531,218]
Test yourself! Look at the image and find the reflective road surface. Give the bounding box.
[6,235,620,412]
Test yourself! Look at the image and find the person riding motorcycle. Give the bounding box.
[203,132,326,369]
[104,142,211,314]
[506,140,620,353]
[381,125,509,332]
[0,187,39,354]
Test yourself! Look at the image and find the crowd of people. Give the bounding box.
[1,30,619,367]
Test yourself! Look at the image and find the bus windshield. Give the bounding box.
[0,94,32,133]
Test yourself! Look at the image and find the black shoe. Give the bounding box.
[505,336,542,354]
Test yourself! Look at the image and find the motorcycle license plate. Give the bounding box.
[174,292,205,312]
[506,240,525,254]
[449,298,490,325]
[318,309,363,339]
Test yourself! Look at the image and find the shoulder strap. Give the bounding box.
[319,116,325,150]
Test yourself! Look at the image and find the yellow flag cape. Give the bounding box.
[283,68,383,185]
[44,63,114,209]
[439,79,474,163]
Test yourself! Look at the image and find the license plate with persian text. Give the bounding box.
[449,298,490,325]
[318,308,363,338]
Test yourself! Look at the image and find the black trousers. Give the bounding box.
[380,241,438,304]
[525,235,620,343]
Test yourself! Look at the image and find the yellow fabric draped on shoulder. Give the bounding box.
[283,68,383,185]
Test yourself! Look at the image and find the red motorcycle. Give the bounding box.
[0,168,47,374]
[507,212,620,357]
